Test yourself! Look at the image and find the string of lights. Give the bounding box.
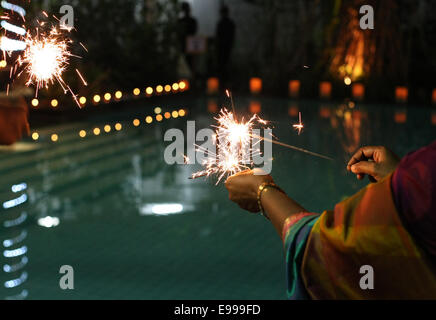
[30,108,187,143]
[29,80,190,109]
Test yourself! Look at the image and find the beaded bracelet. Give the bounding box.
[257,182,285,220]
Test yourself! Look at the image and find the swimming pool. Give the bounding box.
[1,95,435,299]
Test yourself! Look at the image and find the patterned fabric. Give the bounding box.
[300,174,436,299]
[392,140,436,260]
[283,142,436,299]
[283,213,320,300]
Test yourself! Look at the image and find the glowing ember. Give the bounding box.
[293,112,304,135]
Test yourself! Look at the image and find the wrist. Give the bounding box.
[251,176,272,197]
[257,182,285,220]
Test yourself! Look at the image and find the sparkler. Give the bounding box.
[293,112,304,135]
[190,108,264,184]
[22,28,70,92]
[189,92,333,184]
[19,23,85,107]
[1,2,87,107]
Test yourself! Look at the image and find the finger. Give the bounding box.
[253,168,267,176]
[235,169,253,177]
[348,146,380,167]
[351,161,378,178]
[357,173,365,180]
[227,170,250,180]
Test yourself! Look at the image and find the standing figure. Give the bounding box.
[215,5,236,88]
[179,2,198,76]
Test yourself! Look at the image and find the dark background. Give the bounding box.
[2,0,436,104]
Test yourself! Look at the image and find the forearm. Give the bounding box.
[261,188,307,240]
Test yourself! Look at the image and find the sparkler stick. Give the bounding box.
[293,112,304,135]
[226,89,236,116]
[251,134,333,161]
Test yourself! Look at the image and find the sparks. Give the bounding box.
[75,68,87,86]
[190,108,265,185]
[293,112,304,135]
[22,27,70,91]
[10,17,87,107]
[225,89,236,115]
[189,93,332,184]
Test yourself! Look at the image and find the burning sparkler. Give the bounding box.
[189,92,333,184]
[19,23,86,107]
[190,108,265,184]
[2,3,87,107]
[22,28,70,91]
[293,112,304,135]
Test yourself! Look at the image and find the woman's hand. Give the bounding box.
[225,169,273,213]
[347,146,400,182]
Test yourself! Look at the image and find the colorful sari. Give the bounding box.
[283,142,436,299]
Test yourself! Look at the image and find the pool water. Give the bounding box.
[1,95,435,300]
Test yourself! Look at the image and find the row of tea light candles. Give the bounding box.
[206,77,436,104]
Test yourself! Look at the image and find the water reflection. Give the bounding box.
[1,182,29,300]
[0,96,434,299]
[37,216,60,228]
[140,203,188,216]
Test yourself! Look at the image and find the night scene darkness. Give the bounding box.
[0,0,436,308]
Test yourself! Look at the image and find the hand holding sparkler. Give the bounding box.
[225,169,273,213]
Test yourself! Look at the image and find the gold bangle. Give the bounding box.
[257,182,285,220]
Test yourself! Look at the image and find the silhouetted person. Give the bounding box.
[215,6,235,87]
[179,2,198,75]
